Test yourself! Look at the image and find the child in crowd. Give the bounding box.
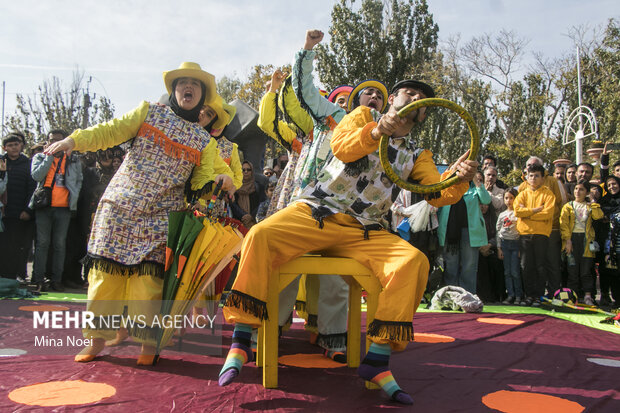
[560,180,603,305]
[514,164,556,306]
[496,188,522,305]
[255,181,276,222]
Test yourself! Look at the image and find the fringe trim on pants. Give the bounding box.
[367,319,413,342]
[83,255,164,279]
[224,289,269,321]
[317,332,347,351]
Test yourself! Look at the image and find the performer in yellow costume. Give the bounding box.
[46,62,234,365]
[219,56,478,404]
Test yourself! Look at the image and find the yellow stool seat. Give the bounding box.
[257,256,382,389]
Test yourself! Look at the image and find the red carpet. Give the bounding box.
[1,299,619,412]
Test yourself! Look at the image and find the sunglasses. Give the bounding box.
[264,171,273,176]
[242,168,252,172]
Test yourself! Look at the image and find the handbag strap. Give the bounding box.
[45,155,64,189]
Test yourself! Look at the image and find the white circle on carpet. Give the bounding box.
[0,348,27,357]
[587,357,620,367]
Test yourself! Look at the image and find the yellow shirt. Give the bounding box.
[514,185,556,236]
[518,173,562,229]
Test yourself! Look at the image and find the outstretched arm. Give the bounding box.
[292,29,345,122]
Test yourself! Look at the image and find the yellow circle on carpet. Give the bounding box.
[482,390,584,413]
[9,380,116,407]
[19,305,70,312]
[413,333,455,343]
[477,317,524,325]
[278,353,346,368]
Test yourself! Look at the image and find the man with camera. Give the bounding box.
[30,130,83,292]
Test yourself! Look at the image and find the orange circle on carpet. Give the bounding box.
[278,353,346,368]
[8,380,116,407]
[482,390,584,413]
[19,305,70,312]
[413,333,455,343]
[477,317,524,325]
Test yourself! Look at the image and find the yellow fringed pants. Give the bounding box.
[223,202,429,351]
[82,265,164,345]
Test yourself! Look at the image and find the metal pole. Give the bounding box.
[575,46,583,164]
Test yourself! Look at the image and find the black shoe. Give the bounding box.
[50,282,65,292]
[34,282,46,293]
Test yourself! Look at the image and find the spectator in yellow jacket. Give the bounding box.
[559,179,604,305]
[514,164,556,306]
[518,156,563,302]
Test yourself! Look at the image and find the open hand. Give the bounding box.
[44,137,75,157]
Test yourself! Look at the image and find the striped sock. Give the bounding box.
[357,343,413,405]
[218,323,253,386]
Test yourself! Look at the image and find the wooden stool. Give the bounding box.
[257,256,382,389]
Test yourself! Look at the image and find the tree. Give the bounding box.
[215,64,292,162]
[6,70,114,147]
[216,75,243,104]
[315,0,439,90]
[445,30,574,182]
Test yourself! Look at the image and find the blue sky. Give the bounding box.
[1,0,618,127]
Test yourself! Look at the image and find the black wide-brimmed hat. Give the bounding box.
[391,79,435,98]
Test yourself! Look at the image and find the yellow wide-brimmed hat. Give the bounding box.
[163,62,216,106]
[206,95,237,133]
[347,79,388,112]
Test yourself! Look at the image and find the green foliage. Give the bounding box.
[215,64,292,161]
[216,75,243,104]
[410,52,492,166]
[315,0,438,90]
[6,71,114,148]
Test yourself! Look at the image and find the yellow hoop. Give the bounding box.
[379,98,479,194]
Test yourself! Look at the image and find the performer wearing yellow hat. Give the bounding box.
[46,62,234,365]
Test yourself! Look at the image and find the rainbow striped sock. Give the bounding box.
[218,323,253,386]
[357,343,413,405]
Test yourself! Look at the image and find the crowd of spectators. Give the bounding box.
[2,127,618,309]
[392,150,620,309]
[0,131,125,292]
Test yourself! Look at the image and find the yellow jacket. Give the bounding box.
[514,185,556,236]
[69,101,233,191]
[257,88,313,154]
[518,173,562,229]
[559,201,604,257]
